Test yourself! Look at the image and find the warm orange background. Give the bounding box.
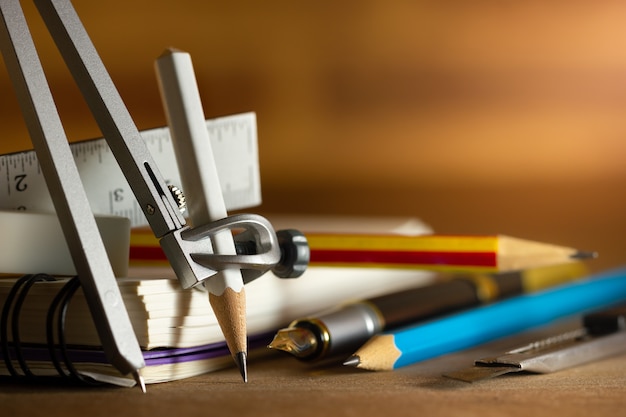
[1,1,625,271]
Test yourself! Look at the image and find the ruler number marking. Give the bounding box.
[13,173,28,192]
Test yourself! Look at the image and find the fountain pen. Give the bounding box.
[268,262,588,361]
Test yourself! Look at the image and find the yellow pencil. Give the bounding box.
[130,232,595,274]
[304,233,596,273]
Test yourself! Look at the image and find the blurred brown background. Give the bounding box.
[1,0,625,271]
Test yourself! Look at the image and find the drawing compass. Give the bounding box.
[0,0,308,389]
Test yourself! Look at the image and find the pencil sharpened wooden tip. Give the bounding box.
[343,355,361,367]
[235,351,248,383]
[208,287,248,369]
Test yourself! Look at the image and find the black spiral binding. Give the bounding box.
[1,274,102,386]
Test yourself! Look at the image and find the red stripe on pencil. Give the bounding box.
[129,245,497,268]
[309,249,497,268]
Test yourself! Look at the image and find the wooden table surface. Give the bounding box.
[2,319,625,417]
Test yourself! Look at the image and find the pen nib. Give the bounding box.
[132,370,146,393]
[343,355,361,367]
[235,351,248,383]
[268,327,318,359]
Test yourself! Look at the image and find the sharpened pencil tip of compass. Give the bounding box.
[343,355,361,367]
[570,250,598,260]
[235,351,248,382]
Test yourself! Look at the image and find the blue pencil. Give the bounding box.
[345,267,626,371]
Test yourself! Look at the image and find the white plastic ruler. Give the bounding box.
[0,112,261,227]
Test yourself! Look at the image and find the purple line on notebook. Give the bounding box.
[2,332,274,366]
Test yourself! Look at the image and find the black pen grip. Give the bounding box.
[369,279,481,329]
